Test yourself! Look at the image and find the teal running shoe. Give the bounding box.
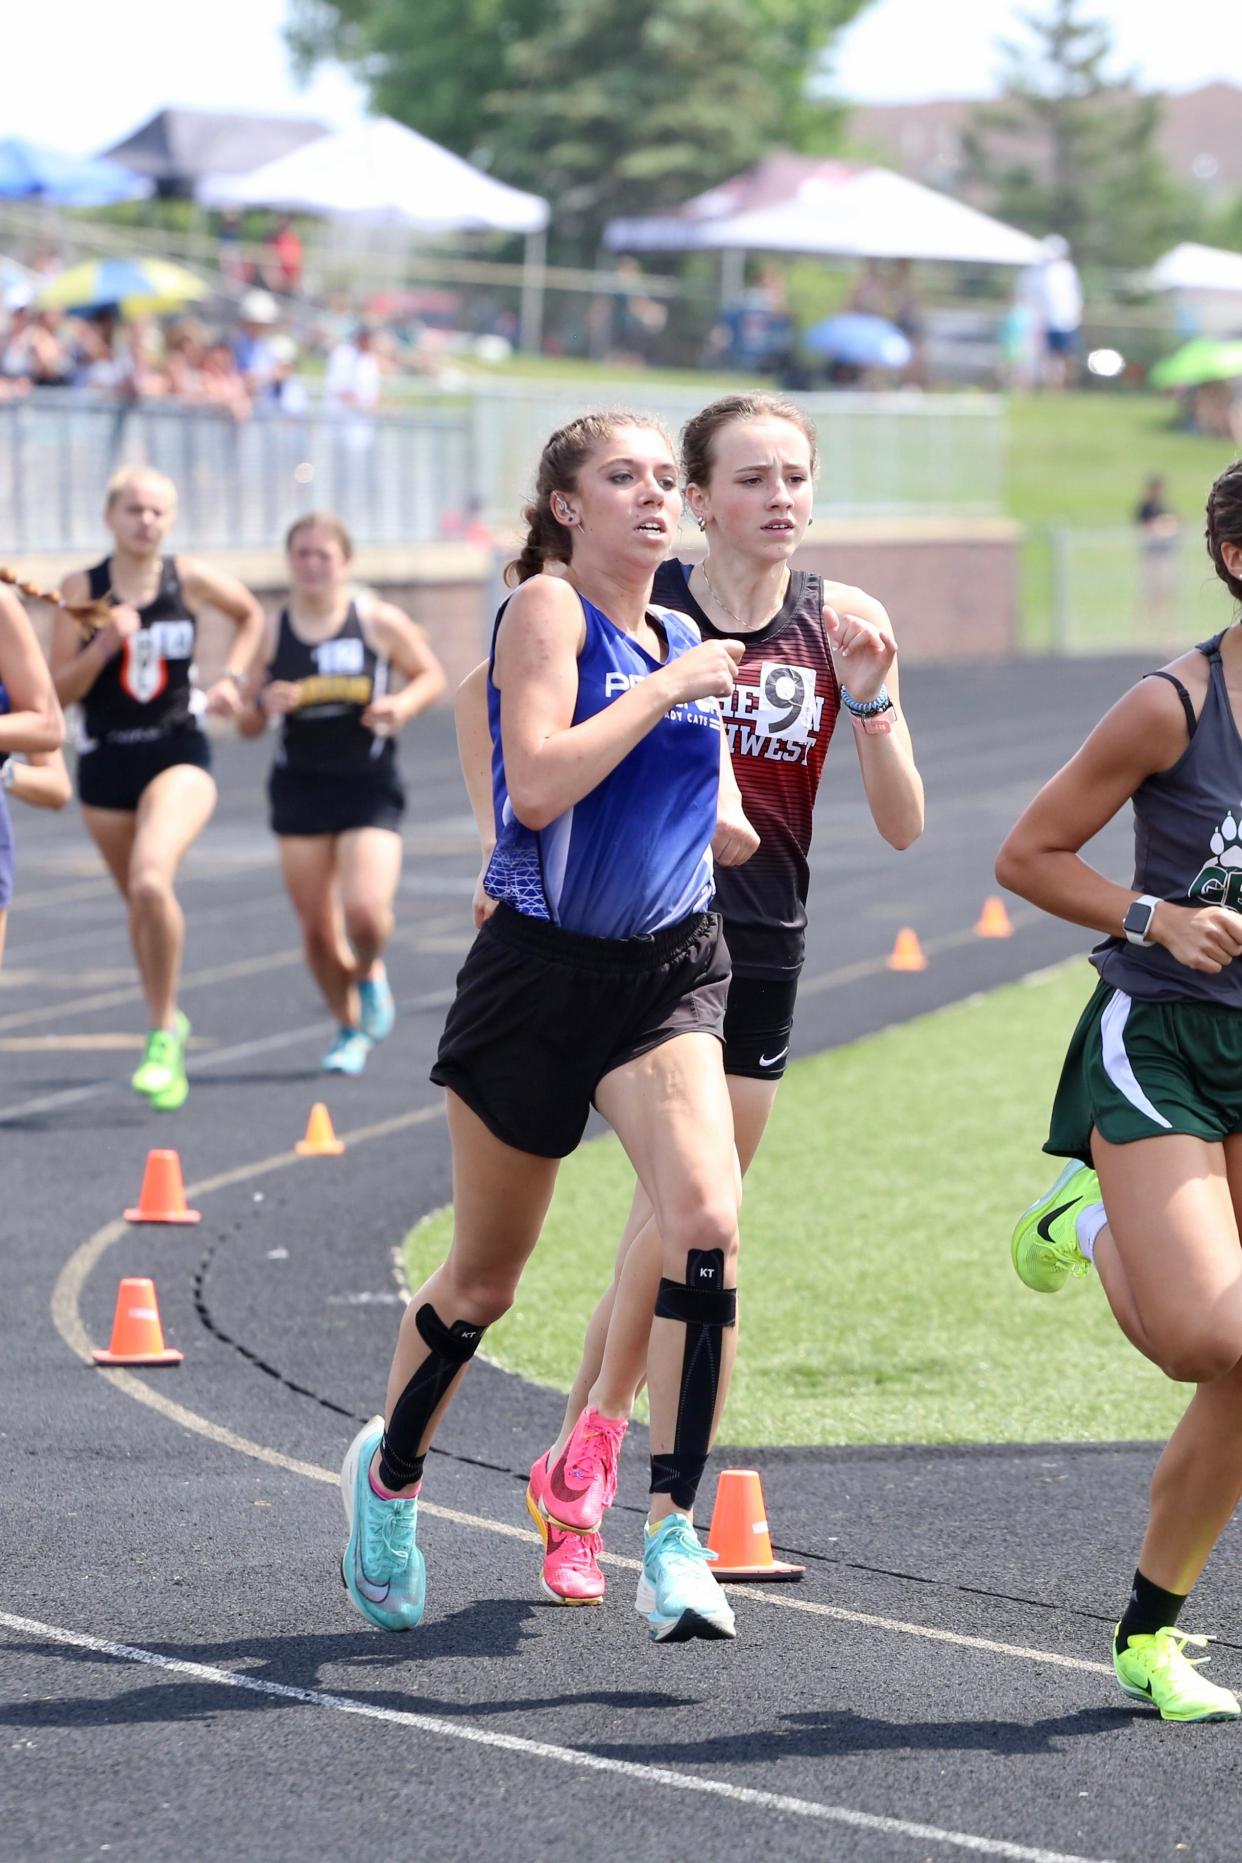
[358,973,396,1045]
[132,1010,191,1103]
[341,1417,425,1631]
[635,1513,736,1644]
[1113,1626,1240,1722]
[1011,1160,1100,1293]
[323,1027,371,1076]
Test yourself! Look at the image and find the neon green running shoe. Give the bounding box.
[1113,1626,1241,1722]
[1010,1159,1099,1293]
[132,1011,190,1103]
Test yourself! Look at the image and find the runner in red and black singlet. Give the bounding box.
[453,393,925,1604]
[51,466,263,1110]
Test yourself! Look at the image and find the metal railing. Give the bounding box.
[0,383,1005,555]
[0,392,476,553]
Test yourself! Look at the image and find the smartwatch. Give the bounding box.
[1122,893,1161,947]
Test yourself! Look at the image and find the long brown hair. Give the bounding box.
[505,411,673,586]
[1206,460,1242,605]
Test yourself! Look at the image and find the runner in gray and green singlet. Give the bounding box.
[996,457,1242,1724]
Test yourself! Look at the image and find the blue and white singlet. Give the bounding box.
[483,590,721,939]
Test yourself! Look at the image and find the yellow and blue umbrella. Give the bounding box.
[34,257,210,318]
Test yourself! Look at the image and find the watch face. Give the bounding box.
[1123,900,1152,936]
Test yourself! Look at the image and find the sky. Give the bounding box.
[5,0,1242,159]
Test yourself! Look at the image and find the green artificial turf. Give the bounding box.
[404,959,1188,1447]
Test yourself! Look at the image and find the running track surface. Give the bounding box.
[4,656,1238,1863]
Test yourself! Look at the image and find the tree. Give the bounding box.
[287,0,873,254]
[961,0,1197,272]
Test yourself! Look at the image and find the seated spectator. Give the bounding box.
[0,286,35,385]
[324,322,382,413]
[231,290,279,396]
[164,320,207,402]
[258,334,310,416]
[264,218,303,297]
[200,340,252,422]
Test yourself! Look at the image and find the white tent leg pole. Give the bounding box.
[720,248,745,303]
[520,229,547,355]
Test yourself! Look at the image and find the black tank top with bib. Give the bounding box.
[81,557,199,746]
[269,600,395,778]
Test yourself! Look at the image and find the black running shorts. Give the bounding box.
[268,762,405,837]
[722,972,799,1079]
[77,728,213,812]
[431,904,730,1158]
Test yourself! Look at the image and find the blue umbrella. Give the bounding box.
[803,313,912,370]
[0,138,151,207]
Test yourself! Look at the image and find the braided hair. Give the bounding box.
[1206,459,1242,606]
[505,411,672,586]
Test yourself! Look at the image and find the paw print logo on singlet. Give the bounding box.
[1189,806,1242,911]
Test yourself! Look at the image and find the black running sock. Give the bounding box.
[1117,1568,1187,1648]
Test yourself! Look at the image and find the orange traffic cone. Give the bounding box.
[92,1277,183,1366]
[975,895,1014,938]
[295,1102,345,1157]
[886,927,928,972]
[124,1149,201,1224]
[705,1469,805,1581]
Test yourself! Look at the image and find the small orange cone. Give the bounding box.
[124,1148,201,1224]
[295,1102,345,1157]
[705,1469,805,1581]
[92,1277,183,1366]
[886,927,928,972]
[975,895,1014,938]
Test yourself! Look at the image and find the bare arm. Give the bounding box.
[5,746,71,809]
[713,726,759,867]
[0,588,64,756]
[179,556,265,718]
[361,600,447,734]
[50,570,140,708]
[236,611,279,739]
[496,575,742,831]
[455,659,499,927]
[824,586,923,851]
[996,672,1242,975]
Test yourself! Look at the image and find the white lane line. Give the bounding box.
[50,1104,1115,1683]
[0,1610,1112,1863]
[0,986,455,1125]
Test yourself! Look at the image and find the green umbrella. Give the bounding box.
[1149,338,1242,391]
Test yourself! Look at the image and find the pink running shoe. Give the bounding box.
[526,1455,606,1605]
[541,1406,627,1533]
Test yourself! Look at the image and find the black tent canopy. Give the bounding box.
[101,109,329,200]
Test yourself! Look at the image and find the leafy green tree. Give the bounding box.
[287,0,873,254]
[961,0,1197,271]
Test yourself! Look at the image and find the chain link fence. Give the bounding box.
[1024,525,1233,657]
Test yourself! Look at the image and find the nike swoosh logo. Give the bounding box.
[758,1047,788,1068]
[353,1548,390,1604]
[1036,1201,1075,1243]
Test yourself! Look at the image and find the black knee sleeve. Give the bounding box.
[378,1303,484,1490]
[649,1250,737,1511]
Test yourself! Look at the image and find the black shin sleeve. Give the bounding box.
[378,1304,484,1490]
[649,1250,737,1511]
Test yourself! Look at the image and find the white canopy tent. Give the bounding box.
[605,154,1042,274]
[1149,242,1242,337]
[202,116,551,348]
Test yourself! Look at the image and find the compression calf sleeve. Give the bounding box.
[649,1249,737,1511]
[378,1303,484,1490]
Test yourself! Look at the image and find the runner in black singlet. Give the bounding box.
[0,584,65,966]
[239,512,445,1075]
[50,467,263,1110]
